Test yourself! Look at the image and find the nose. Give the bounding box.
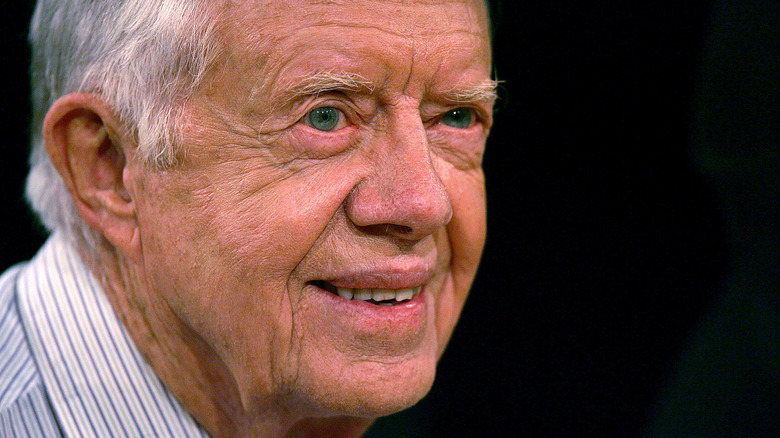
[345,114,452,241]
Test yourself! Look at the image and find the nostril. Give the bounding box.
[384,224,413,237]
[396,225,413,235]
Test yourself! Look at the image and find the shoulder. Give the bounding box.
[0,264,40,408]
[0,265,62,437]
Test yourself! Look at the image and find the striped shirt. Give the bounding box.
[0,233,211,437]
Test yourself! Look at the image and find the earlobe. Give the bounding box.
[44,93,142,260]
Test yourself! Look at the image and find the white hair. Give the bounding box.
[26,0,218,253]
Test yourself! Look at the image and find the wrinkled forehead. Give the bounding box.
[206,0,490,47]
[194,0,493,114]
[209,0,488,19]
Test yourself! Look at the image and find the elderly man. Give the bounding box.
[0,0,496,436]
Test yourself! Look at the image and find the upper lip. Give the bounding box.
[314,260,435,290]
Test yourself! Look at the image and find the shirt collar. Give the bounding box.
[16,232,211,438]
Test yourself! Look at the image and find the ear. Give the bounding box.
[44,93,142,261]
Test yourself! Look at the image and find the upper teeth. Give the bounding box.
[337,286,421,302]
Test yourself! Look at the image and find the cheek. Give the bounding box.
[433,170,486,348]
[447,170,488,276]
[202,167,359,274]
[131,162,362,337]
[131,174,311,396]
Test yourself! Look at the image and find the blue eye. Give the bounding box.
[441,108,475,129]
[307,107,342,132]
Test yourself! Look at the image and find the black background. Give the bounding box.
[1,1,729,436]
[425,1,727,436]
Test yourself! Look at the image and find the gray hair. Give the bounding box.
[26,0,218,252]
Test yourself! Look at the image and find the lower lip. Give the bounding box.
[306,283,428,330]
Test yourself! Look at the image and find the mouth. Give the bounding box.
[309,280,422,306]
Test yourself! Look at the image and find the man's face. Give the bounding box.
[128,0,493,418]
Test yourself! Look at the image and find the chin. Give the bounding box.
[293,351,438,418]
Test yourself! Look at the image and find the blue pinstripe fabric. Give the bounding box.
[0,233,211,437]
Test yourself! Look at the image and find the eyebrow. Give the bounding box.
[289,72,375,96]
[286,72,499,103]
[440,79,500,103]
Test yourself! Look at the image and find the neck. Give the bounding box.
[83,242,375,437]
